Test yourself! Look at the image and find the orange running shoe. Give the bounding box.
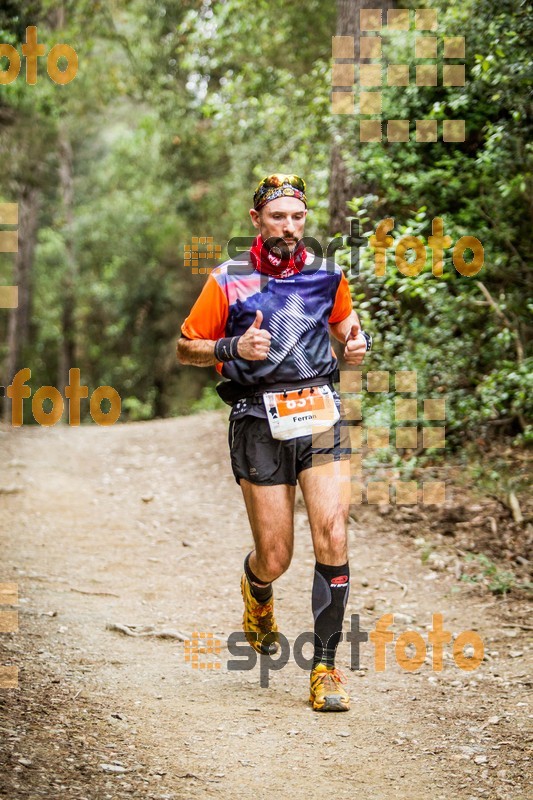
[309,663,350,712]
[240,573,279,655]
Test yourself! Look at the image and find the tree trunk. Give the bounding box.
[153,376,167,419]
[329,0,394,235]
[57,127,77,397]
[4,185,40,420]
[329,142,352,237]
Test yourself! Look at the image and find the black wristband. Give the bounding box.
[361,331,372,351]
[214,336,240,362]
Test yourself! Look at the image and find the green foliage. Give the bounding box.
[122,394,156,422]
[475,361,533,444]
[354,220,528,446]
[464,451,531,502]
[460,553,517,595]
[190,385,226,414]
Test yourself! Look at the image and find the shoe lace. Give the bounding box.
[250,600,274,631]
[316,667,346,692]
[251,600,273,618]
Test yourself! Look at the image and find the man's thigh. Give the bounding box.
[240,480,296,551]
[298,459,351,532]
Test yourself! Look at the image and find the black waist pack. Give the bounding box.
[215,369,339,406]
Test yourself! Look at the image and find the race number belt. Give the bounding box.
[263,385,339,441]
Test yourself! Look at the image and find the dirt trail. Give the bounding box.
[0,414,530,800]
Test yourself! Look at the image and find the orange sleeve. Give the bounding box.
[328,271,353,324]
[181,272,229,341]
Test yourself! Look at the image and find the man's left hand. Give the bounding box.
[344,325,367,365]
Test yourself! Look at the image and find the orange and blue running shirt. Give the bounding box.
[181,253,353,387]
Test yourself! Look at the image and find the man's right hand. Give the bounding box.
[237,310,271,360]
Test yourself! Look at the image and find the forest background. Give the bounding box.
[0,0,531,461]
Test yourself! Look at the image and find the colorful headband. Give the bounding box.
[253,173,307,211]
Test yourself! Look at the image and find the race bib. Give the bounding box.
[263,385,340,441]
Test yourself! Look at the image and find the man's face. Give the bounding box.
[249,196,307,252]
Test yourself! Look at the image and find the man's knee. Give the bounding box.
[315,518,348,560]
[325,533,347,559]
[256,547,292,580]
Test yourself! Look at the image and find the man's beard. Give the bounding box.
[268,236,298,257]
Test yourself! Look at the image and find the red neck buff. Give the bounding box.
[249,235,307,278]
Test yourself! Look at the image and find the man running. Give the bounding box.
[177,174,370,711]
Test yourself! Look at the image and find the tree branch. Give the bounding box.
[474,281,524,363]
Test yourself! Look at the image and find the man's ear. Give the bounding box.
[249,208,260,229]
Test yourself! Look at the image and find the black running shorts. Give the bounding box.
[228,415,351,486]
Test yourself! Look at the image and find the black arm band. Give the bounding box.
[214,336,241,362]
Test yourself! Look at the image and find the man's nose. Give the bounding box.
[284,219,296,234]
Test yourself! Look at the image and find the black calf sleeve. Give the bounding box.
[312,561,350,668]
